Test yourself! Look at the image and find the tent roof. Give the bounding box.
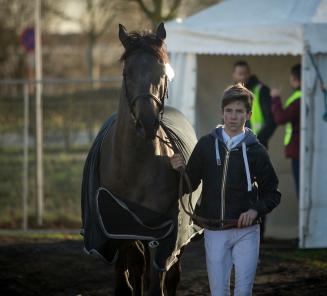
[166,0,327,55]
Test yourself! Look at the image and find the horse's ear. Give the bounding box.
[156,22,166,41]
[119,24,129,48]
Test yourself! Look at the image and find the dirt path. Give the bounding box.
[0,234,327,295]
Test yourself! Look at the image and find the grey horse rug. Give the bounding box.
[81,107,202,271]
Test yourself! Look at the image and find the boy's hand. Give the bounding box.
[169,153,185,172]
[237,209,258,228]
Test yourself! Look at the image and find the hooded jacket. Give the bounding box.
[184,125,281,230]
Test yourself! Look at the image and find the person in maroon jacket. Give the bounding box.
[271,64,301,198]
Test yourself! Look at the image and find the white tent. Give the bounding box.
[166,0,327,248]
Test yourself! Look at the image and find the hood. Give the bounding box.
[211,125,257,192]
[210,125,259,148]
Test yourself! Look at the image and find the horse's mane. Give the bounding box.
[120,31,169,63]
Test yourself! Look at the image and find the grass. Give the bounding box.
[0,148,87,229]
[0,89,119,229]
[0,230,82,245]
[265,248,327,270]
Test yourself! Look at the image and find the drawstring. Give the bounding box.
[215,137,252,191]
[215,138,221,166]
[242,142,252,192]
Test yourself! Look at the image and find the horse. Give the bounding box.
[81,23,202,296]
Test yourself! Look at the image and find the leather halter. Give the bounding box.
[123,70,168,124]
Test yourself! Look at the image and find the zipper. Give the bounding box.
[220,148,230,225]
[220,147,238,226]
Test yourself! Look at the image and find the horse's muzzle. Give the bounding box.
[135,118,159,140]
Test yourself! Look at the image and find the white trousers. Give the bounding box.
[204,224,260,296]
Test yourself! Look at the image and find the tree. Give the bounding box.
[0,0,34,79]
[132,0,182,29]
[0,0,63,80]
[47,0,122,80]
[131,0,221,29]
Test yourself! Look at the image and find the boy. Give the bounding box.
[170,83,281,296]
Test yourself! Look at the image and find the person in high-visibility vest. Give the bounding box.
[271,64,301,198]
[232,61,277,243]
[232,60,276,148]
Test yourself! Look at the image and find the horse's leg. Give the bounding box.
[164,247,184,296]
[114,243,133,296]
[164,259,181,296]
[148,268,166,296]
[143,241,151,290]
[128,240,146,296]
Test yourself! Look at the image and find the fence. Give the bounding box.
[0,77,121,230]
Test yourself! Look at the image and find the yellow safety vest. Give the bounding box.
[250,84,264,135]
[284,90,301,146]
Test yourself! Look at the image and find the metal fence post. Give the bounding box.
[22,83,29,230]
[35,0,44,226]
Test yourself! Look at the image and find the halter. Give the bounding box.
[123,70,168,124]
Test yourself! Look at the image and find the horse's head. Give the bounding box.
[119,23,171,140]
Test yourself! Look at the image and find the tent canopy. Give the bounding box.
[166,0,327,55]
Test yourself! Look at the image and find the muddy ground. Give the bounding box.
[0,233,327,296]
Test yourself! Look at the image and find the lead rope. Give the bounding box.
[177,165,238,228]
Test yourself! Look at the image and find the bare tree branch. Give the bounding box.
[134,0,154,19]
[132,0,183,28]
[165,0,182,20]
[43,2,79,23]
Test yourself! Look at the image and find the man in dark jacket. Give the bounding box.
[170,84,281,296]
[271,63,301,197]
[232,60,276,148]
[232,60,277,241]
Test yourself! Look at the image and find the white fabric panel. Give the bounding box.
[303,24,327,54]
[167,25,303,55]
[312,0,327,22]
[179,0,319,28]
[300,50,327,248]
[167,53,197,125]
[166,0,327,55]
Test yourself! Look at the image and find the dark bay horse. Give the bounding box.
[81,23,202,296]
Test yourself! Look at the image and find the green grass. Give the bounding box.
[265,248,327,270]
[0,89,120,229]
[0,149,87,229]
[0,230,82,245]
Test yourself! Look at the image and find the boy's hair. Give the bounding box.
[221,83,253,113]
[291,63,301,82]
[233,60,250,70]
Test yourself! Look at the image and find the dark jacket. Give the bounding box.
[271,93,300,160]
[184,126,281,230]
[246,75,276,148]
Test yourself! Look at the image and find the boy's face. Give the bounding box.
[222,100,251,133]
